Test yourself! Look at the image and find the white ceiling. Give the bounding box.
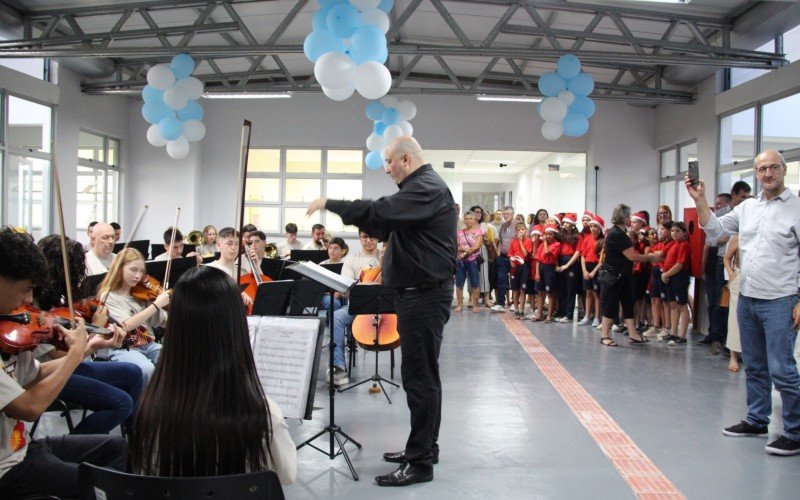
[426,149,586,175]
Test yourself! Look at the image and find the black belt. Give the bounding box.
[400,279,449,292]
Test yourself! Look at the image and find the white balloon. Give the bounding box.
[182,120,206,142]
[541,121,563,141]
[383,124,403,142]
[146,64,175,90]
[397,120,413,136]
[322,81,356,101]
[557,90,575,107]
[355,62,392,99]
[396,100,417,121]
[539,97,568,122]
[314,52,357,90]
[163,86,189,110]
[175,77,204,100]
[349,0,380,10]
[366,132,385,151]
[166,136,190,159]
[360,8,390,34]
[379,95,399,108]
[146,124,168,147]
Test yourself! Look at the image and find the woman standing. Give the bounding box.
[599,204,651,346]
[723,235,741,372]
[455,211,484,312]
[132,266,296,484]
[470,205,494,307]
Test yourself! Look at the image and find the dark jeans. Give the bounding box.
[0,434,129,498]
[63,361,143,434]
[556,256,581,319]
[496,255,510,306]
[705,258,729,342]
[394,283,452,471]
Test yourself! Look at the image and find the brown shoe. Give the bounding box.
[711,341,722,356]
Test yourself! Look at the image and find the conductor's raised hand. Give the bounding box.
[684,173,706,201]
[306,197,328,217]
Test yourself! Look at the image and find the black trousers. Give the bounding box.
[0,434,128,499]
[394,283,453,471]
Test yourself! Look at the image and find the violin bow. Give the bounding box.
[163,207,181,290]
[51,143,76,329]
[235,119,253,279]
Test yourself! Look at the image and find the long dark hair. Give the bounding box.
[469,205,486,224]
[132,266,273,476]
[35,234,88,309]
[561,223,580,247]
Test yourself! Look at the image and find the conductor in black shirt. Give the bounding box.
[307,136,456,486]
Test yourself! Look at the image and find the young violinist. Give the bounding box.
[205,227,254,308]
[97,248,169,385]
[0,229,129,498]
[131,266,296,483]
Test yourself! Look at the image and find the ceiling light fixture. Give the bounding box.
[203,91,293,99]
[476,95,542,103]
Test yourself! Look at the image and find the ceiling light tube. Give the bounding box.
[203,91,293,99]
[476,95,542,103]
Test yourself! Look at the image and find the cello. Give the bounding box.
[239,242,272,314]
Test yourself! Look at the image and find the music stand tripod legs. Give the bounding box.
[338,313,399,404]
[297,290,361,480]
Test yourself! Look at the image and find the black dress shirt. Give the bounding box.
[325,163,456,288]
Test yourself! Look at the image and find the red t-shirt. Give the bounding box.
[580,235,600,263]
[559,239,579,257]
[536,240,560,266]
[663,239,690,272]
[509,237,533,268]
[658,240,675,271]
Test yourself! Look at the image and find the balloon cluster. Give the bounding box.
[303,0,394,101]
[536,54,596,140]
[142,53,206,159]
[363,96,416,169]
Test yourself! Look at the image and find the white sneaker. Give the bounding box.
[509,307,517,314]
[556,316,569,323]
[592,318,601,328]
[657,329,670,340]
[577,317,591,326]
[611,324,620,332]
[642,326,658,338]
[490,305,505,312]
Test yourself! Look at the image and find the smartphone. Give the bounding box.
[687,160,700,187]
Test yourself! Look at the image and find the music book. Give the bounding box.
[287,260,356,293]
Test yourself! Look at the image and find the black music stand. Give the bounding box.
[145,257,197,286]
[290,249,329,264]
[114,240,150,258]
[291,262,361,481]
[252,280,293,316]
[338,284,399,404]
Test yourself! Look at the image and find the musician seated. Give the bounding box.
[0,229,129,499]
[205,227,253,308]
[152,227,202,264]
[327,230,381,386]
[85,220,98,252]
[97,249,169,385]
[85,222,117,276]
[302,223,327,250]
[277,223,303,259]
[240,224,258,248]
[320,237,347,312]
[195,225,218,257]
[131,266,296,485]
[240,230,268,276]
[110,222,122,243]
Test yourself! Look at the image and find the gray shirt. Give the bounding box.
[701,188,800,300]
[498,220,515,254]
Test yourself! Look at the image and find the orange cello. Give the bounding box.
[239,242,272,314]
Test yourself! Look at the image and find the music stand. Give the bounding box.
[290,249,329,264]
[338,284,399,404]
[261,258,287,281]
[320,263,343,275]
[145,257,197,286]
[114,240,149,258]
[252,280,293,316]
[290,261,361,481]
[85,272,107,296]
[287,280,327,316]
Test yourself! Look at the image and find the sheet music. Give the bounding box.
[247,316,322,420]
[288,260,357,293]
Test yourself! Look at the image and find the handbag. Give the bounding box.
[484,225,498,260]
[476,254,485,265]
[597,264,621,287]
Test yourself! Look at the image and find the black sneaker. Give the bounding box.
[765,436,800,456]
[723,421,768,437]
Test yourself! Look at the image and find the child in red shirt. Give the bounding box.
[508,222,533,318]
[578,216,604,327]
[661,221,691,345]
[644,227,665,338]
[534,224,560,323]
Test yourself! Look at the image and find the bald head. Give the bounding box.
[91,222,115,257]
[755,149,786,167]
[384,135,426,185]
[754,149,788,198]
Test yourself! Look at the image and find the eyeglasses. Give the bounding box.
[658,211,671,216]
[755,164,781,175]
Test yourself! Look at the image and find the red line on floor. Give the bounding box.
[501,318,685,499]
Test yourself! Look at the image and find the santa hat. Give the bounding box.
[631,211,648,224]
[544,223,560,234]
[582,210,595,220]
[562,213,577,225]
[531,224,543,236]
[589,215,605,229]
[550,214,562,225]
[639,225,650,234]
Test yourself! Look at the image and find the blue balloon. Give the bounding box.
[170,53,195,80]
[158,116,183,141]
[327,3,361,38]
[366,101,385,121]
[563,113,589,137]
[381,107,399,125]
[349,25,387,65]
[378,0,394,13]
[567,72,594,97]
[303,29,345,63]
[142,85,164,103]
[375,43,388,64]
[141,101,172,124]
[556,54,581,80]
[365,150,384,169]
[570,95,595,118]
[176,100,204,121]
[374,121,387,135]
[537,72,566,97]
[312,6,332,31]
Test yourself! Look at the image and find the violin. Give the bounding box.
[70,298,137,349]
[239,243,272,315]
[131,275,167,303]
[0,305,113,355]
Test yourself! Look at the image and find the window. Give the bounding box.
[728,24,800,89]
[76,130,121,232]
[730,39,773,88]
[659,141,697,218]
[761,93,800,154]
[244,148,363,237]
[719,108,755,165]
[0,35,49,80]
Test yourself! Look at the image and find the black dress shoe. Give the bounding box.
[698,336,713,345]
[375,463,433,487]
[383,450,439,464]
